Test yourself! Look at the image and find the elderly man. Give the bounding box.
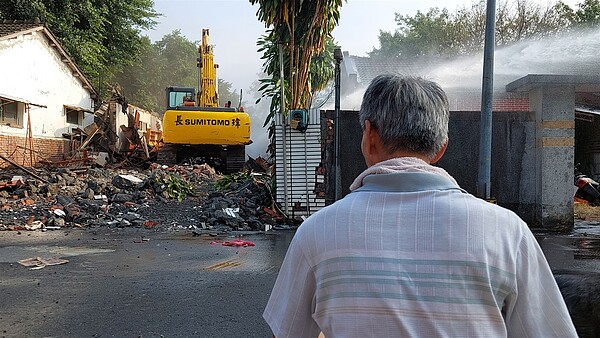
[263,74,577,337]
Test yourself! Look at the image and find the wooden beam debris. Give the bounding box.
[0,153,49,183]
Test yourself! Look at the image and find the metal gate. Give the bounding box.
[274,109,325,218]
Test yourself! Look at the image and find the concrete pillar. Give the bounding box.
[529,85,575,227]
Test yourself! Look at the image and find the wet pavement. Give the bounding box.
[0,228,294,338]
[536,221,600,272]
[0,222,599,338]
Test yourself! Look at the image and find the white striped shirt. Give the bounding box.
[264,171,577,338]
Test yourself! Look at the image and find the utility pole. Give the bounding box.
[334,48,343,201]
[478,0,496,200]
[279,43,289,214]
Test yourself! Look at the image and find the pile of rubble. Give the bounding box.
[0,160,290,232]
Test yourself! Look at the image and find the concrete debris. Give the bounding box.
[18,256,69,270]
[53,209,66,218]
[112,174,145,190]
[0,157,292,233]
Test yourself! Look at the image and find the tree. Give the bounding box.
[249,0,344,111]
[113,36,162,112]
[369,0,581,59]
[115,30,242,114]
[255,33,338,129]
[218,79,241,108]
[0,0,159,99]
[574,0,600,25]
[152,30,199,90]
[113,30,197,112]
[250,0,343,157]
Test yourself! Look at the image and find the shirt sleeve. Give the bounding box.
[504,229,578,337]
[263,230,320,338]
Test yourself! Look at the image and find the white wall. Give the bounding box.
[113,103,161,150]
[114,103,161,133]
[0,30,94,139]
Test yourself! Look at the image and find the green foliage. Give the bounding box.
[155,173,194,201]
[575,0,600,25]
[215,172,252,191]
[153,30,199,89]
[115,30,242,113]
[250,0,344,111]
[112,36,162,112]
[254,27,338,157]
[0,0,159,99]
[218,79,241,108]
[369,0,599,59]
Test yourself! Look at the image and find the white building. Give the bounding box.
[0,20,97,167]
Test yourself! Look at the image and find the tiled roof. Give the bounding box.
[0,19,42,37]
[344,53,444,87]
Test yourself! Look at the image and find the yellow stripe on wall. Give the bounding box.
[542,137,574,147]
[541,120,574,129]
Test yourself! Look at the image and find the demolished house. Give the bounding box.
[0,20,98,167]
[71,92,163,167]
[0,20,162,169]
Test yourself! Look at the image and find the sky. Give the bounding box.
[145,0,580,95]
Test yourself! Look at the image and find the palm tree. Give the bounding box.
[250,0,343,112]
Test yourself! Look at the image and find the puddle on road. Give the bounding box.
[195,231,295,273]
[570,221,600,259]
[0,245,115,263]
[573,238,600,259]
[535,220,600,267]
[574,221,600,236]
[206,258,244,270]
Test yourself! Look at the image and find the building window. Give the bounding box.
[0,99,24,128]
[65,106,83,125]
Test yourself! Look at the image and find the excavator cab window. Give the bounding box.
[166,88,195,109]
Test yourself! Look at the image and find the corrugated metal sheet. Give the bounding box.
[274,111,325,217]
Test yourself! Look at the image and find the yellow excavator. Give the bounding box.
[158,29,252,173]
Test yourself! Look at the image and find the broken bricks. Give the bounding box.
[0,159,289,232]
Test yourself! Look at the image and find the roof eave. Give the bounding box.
[40,27,98,98]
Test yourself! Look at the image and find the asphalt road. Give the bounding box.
[0,228,294,338]
[1,223,599,338]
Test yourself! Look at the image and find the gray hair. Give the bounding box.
[359,74,449,159]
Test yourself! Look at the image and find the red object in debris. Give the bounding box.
[124,201,137,207]
[262,207,283,220]
[143,220,160,227]
[210,239,256,247]
[222,239,255,247]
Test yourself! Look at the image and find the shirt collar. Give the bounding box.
[353,172,467,193]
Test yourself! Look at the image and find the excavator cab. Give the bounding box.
[166,87,196,109]
[159,86,251,173]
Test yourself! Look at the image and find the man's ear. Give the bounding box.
[431,139,448,164]
[362,120,372,154]
[361,120,383,166]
